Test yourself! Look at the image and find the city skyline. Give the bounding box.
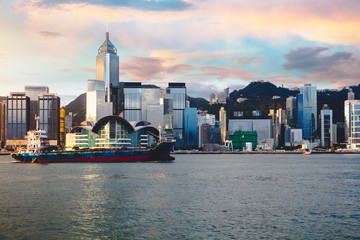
[1,0,360,101]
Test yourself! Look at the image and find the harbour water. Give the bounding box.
[0,154,359,239]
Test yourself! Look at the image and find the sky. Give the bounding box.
[1,0,360,104]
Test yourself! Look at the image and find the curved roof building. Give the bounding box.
[66,115,159,149]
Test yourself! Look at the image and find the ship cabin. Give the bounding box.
[66,116,159,149]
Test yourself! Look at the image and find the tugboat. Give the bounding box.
[303,150,312,155]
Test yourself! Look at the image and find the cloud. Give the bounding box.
[77,67,96,73]
[233,56,265,66]
[283,49,360,88]
[35,0,193,11]
[59,68,71,73]
[166,64,196,74]
[283,47,352,72]
[120,55,257,85]
[39,31,62,38]
[121,56,166,81]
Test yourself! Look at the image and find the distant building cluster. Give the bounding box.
[210,88,229,104]
[1,32,359,152]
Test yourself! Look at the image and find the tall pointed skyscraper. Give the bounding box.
[96,32,120,115]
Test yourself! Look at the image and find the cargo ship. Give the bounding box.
[11,129,175,163]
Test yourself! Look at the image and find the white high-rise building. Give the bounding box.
[344,91,360,149]
[86,80,112,122]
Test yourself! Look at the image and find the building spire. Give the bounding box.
[98,32,117,55]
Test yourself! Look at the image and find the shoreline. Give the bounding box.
[172,151,360,154]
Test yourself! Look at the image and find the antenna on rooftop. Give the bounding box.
[106,18,109,33]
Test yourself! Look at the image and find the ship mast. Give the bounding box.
[35,115,40,130]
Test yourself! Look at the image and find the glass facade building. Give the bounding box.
[25,86,49,101]
[124,83,142,122]
[286,97,297,128]
[167,83,186,147]
[298,84,317,140]
[38,94,60,141]
[0,100,7,146]
[68,116,159,149]
[184,108,197,148]
[320,106,332,147]
[7,93,30,140]
[96,32,119,115]
[25,86,49,130]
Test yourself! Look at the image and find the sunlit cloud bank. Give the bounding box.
[1,0,359,97]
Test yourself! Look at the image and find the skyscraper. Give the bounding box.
[6,93,30,141]
[344,89,360,149]
[297,84,317,140]
[167,83,186,147]
[219,107,227,143]
[123,82,142,122]
[38,93,60,143]
[96,32,119,115]
[320,104,333,147]
[286,96,297,128]
[184,108,198,148]
[86,80,113,122]
[25,85,49,130]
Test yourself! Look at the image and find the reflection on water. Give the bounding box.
[0,154,359,239]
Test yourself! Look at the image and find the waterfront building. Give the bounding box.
[229,130,257,150]
[198,124,210,148]
[65,112,73,133]
[286,97,297,128]
[344,88,357,143]
[123,82,142,122]
[25,86,49,130]
[297,84,317,140]
[184,108,198,148]
[167,83,186,147]
[332,124,337,144]
[38,93,60,144]
[0,100,7,147]
[25,86,49,101]
[86,80,113,122]
[228,118,271,146]
[210,122,222,144]
[286,128,303,144]
[344,97,360,149]
[219,107,227,143]
[197,111,216,126]
[96,32,120,115]
[163,91,173,130]
[141,86,163,128]
[66,116,159,149]
[320,105,333,147]
[6,93,30,145]
[59,108,65,146]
